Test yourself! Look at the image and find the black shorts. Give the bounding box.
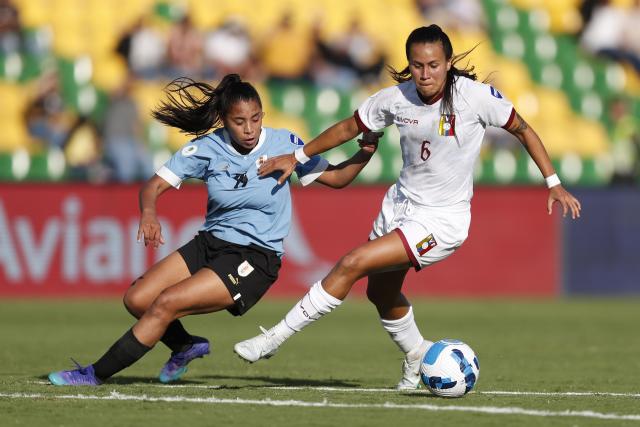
[177,231,281,316]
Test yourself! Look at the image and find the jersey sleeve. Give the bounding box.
[156,141,209,189]
[295,155,329,186]
[356,87,396,132]
[278,129,330,186]
[471,82,516,129]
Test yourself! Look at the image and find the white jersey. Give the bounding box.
[356,77,515,208]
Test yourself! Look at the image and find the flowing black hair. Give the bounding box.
[152,74,262,136]
[388,25,478,115]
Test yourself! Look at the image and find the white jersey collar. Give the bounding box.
[222,127,266,156]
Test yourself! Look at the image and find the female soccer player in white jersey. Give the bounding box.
[234,25,582,390]
[47,74,381,386]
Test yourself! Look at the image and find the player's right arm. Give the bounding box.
[258,116,362,185]
[137,175,173,248]
[137,138,208,248]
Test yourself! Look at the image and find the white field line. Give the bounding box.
[1,391,639,421]
[25,381,640,398]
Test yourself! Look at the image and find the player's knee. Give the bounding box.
[366,284,385,305]
[336,250,368,279]
[123,282,146,315]
[147,291,179,321]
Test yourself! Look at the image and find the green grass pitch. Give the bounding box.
[1,297,639,426]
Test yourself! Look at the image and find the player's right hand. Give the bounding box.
[358,131,384,155]
[137,212,165,248]
[258,153,298,185]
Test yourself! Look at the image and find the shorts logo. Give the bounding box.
[227,274,239,285]
[238,260,254,277]
[416,234,437,256]
[289,134,304,146]
[181,145,198,156]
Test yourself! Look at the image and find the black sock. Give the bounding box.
[160,320,193,353]
[93,329,152,381]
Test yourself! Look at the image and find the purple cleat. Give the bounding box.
[48,359,102,386]
[159,336,210,383]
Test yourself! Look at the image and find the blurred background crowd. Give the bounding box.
[0,0,639,186]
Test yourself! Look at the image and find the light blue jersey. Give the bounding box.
[157,127,328,256]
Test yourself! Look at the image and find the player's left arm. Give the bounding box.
[314,131,382,188]
[506,111,581,219]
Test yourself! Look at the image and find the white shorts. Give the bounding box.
[369,184,471,271]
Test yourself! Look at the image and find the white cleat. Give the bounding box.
[233,326,280,363]
[396,340,430,391]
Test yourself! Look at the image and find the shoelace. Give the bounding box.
[69,357,87,375]
[259,326,271,336]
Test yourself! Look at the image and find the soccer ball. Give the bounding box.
[420,339,479,398]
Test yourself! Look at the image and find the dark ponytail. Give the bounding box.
[152,74,262,136]
[387,25,478,115]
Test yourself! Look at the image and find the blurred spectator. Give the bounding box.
[310,17,385,89]
[260,11,314,82]
[608,97,640,184]
[166,15,204,79]
[414,0,486,31]
[203,17,255,79]
[101,76,153,182]
[64,117,103,181]
[623,0,640,60]
[580,0,640,73]
[116,16,166,79]
[577,0,605,37]
[24,70,75,149]
[0,0,22,54]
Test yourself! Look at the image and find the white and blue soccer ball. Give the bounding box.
[420,339,480,398]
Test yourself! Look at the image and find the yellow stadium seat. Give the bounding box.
[491,57,534,99]
[92,54,129,92]
[569,117,610,156]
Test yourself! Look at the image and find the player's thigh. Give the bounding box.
[154,268,234,317]
[126,252,191,308]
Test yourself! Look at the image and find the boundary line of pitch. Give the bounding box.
[28,381,640,398]
[1,391,639,421]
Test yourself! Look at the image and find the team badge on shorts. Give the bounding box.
[237,260,254,277]
[438,115,456,136]
[416,234,438,256]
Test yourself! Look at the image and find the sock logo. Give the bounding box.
[299,302,310,319]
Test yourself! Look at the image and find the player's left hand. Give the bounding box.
[548,186,581,219]
[258,153,297,185]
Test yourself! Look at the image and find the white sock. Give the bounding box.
[270,281,342,344]
[380,306,428,354]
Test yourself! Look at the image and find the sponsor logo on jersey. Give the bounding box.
[394,115,419,125]
[238,260,254,277]
[181,145,198,156]
[438,114,456,136]
[490,86,503,99]
[289,134,304,146]
[416,234,437,256]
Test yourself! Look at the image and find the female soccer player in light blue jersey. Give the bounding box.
[48,74,380,386]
